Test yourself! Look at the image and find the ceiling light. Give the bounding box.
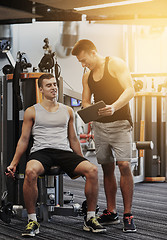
[74,0,152,11]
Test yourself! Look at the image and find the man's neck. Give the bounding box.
[93,54,105,71]
[41,98,58,110]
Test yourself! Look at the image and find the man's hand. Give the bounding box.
[5,165,16,179]
[98,105,115,116]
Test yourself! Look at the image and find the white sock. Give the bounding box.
[28,213,37,222]
[87,211,96,221]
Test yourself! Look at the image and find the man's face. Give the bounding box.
[40,78,58,99]
[77,50,96,70]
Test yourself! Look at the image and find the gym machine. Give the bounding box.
[0,39,85,223]
[132,72,167,182]
[1,71,88,224]
[0,42,33,222]
[132,140,154,183]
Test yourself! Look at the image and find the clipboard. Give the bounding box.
[77,101,106,124]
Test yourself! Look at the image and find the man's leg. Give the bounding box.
[98,162,120,225]
[74,161,98,212]
[117,161,136,232]
[23,160,45,214]
[74,160,106,233]
[102,162,117,213]
[117,161,134,214]
[22,160,44,237]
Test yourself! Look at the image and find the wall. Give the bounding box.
[135,25,167,73]
[1,21,124,93]
[1,22,167,88]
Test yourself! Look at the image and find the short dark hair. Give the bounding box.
[72,39,97,56]
[38,73,54,88]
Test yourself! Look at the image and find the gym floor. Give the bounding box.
[0,153,166,240]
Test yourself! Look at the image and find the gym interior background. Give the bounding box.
[0,1,167,239]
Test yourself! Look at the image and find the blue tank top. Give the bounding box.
[88,57,133,126]
[30,103,72,153]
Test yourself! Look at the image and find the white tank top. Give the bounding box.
[30,103,72,153]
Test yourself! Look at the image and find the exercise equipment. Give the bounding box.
[79,122,95,154]
[38,38,61,88]
[0,192,14,224]
[134,92,166,182]
[1,70,84,223]
[0,37,84,223]
[132,80,166,181]
[132,140,154,183]
[133,79,143,92]
[132,73,167,182]
[0,76,14,224]
[0,39,15,68]
[2,64,14,75]
[36,166,92,222]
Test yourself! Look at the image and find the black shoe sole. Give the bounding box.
[99,219,120,226]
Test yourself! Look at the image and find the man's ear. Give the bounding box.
[39,87,43,93]
[91,50,96,57]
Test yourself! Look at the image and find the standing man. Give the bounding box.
[72,39,136,232]
[6,73,106,237]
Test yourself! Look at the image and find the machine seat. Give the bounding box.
[45,166,64,176]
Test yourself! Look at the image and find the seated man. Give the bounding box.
[6,73,106,237]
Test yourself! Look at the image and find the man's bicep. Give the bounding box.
[119,71,133,89]
[21,109,34,139]
[82,86,91,103]
[82,76,91,106]
[68,108,77,140]
[114,60,133,90]
[82,72,91,107]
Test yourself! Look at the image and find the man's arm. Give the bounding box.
[67,106,84,157]
[98,57,135,116]
[6,106,35,178]
[82,71,92,108]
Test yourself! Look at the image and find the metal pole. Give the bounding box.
[58,77,64,104]
[1,76,8,194]
[57,76,64,206]
[0,77,2,196]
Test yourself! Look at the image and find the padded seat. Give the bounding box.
[46,166,64,176]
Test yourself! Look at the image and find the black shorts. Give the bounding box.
[28,148,88,179]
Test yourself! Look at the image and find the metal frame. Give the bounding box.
[0,76,8,196]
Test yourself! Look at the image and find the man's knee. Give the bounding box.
[85,164,98,179]
[25,167,38,183]
[117,161,131,175]
[25,160,44,182]
[102,162,115,175]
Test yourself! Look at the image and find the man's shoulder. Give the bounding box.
[108,56,127,72]
[109,56,124,64]
[24,105,35,119]
[25,105,35,112]
[65,104,73,113]
[59,102,69,109]
[62,104,74,118]
[58,103,73,113]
